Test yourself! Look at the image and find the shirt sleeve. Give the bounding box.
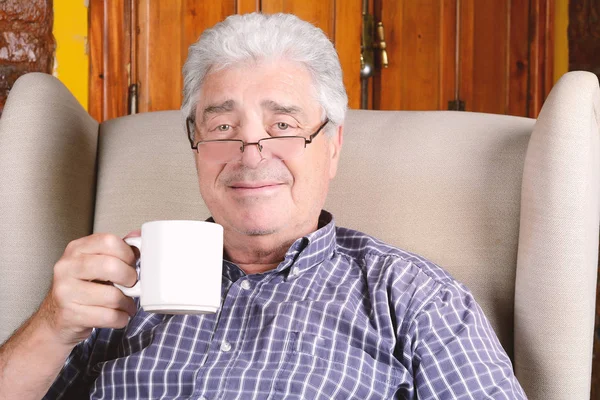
[403,281,527,399]
[43,327,123,399]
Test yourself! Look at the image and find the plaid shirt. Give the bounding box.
[45,211,526,399]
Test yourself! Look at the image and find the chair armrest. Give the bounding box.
[0,73,99,344]
[515,70,600,399]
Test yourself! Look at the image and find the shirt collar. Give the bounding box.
[207,210,337,280]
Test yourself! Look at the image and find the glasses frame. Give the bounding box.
[185,117,330,162]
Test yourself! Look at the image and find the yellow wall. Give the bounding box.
[554,0,569,83]
[53,0,89,110]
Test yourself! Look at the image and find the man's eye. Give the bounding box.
[217,124,231,131]
[276,122,289,130]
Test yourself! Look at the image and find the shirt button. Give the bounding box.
[240,280,251,290]
[220,341,232,352]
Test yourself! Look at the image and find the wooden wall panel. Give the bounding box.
[181,0,236,68]
[89,0,104,122]
[237,0,259,14]
[377,0,456,110]
[137,0,236,113]
[138,0,183,112]
[528,0,554,117]
[261,0,335,39]
[334,0,362,109]
[463,0,510,114]
[460,0,552,117]
[507,0,530,117]
[440,0,458,110]
[136,0,355,114]
[261,0,361,108]
[89,0,130,121]
[90,0,552,119]
[105,1,131,119]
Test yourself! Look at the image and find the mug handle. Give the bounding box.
[114,236,142,297]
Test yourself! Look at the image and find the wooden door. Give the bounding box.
[89,0,553,122]
[373,0,553,117]
[89,0,361,121]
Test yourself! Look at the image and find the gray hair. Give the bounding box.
[181,13,347,134]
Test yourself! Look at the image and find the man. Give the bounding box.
[0,13,526,399]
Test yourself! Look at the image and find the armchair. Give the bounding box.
[0,71,598,399]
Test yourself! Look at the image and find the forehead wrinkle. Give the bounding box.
[201,99,236,123]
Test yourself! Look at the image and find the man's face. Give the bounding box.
[192,59,343,241]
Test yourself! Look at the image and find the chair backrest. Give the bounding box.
[0,71,598,400]
[93,107,532,358]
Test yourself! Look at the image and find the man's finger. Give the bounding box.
[65,233,137,266]
[72,254,138,287]
[71,280,138,316]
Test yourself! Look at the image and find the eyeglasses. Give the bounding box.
[185,118,329,164]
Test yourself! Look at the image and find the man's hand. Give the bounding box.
[0,231,141,400]
[37,232,140,346]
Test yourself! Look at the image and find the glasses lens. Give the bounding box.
[196,140,242,164]
[259,137,305,160]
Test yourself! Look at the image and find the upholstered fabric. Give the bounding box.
[91,108,532,359]
[514,71,600,399]
[0,71,598,400]
[0,73,98,342]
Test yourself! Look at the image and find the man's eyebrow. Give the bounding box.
[261,100,304,116]
[201,100,236,123]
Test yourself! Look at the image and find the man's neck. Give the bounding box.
[222,222,318,275]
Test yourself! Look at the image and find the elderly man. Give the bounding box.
[0,13,526,399]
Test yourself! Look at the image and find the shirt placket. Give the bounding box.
[190,273,258,399]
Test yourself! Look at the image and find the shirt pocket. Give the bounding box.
[269,331,403,400]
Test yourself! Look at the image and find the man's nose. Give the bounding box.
[240,142,264,168]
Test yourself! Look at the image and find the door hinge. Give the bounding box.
[448,99,466,111]
[128,83,138,115]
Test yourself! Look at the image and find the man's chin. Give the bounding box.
[229,221,279,236]
[239,227,278,236]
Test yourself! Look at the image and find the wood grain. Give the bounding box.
[334,0,362,109]
[88,0,103,122]
[376,0,455,110]
[569,0,600,78]
[137,0,183,112]
[464,0,510,114]
[261,0,335,39]
[181,0,236,66]
[507,0,530,117]
[527,0,554,118]
[88,0,130,121]
[89,0,554,119]
[236,0,259,14]
[440,0,457,110]
[104,0,130,120]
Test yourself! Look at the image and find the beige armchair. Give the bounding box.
[0,71,598,399]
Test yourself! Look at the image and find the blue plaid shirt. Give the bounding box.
[45,211,526,399]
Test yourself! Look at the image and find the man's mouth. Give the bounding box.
[229,182,284,192]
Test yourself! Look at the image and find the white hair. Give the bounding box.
[181,12,348,135]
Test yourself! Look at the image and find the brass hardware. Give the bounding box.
[361,16,389,77]
[361,11,390,109]
[374,22,388,68]
[361,13,375,80]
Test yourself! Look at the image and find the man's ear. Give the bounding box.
[328,124,344,179]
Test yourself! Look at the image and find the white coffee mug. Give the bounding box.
[115,220,223,314]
